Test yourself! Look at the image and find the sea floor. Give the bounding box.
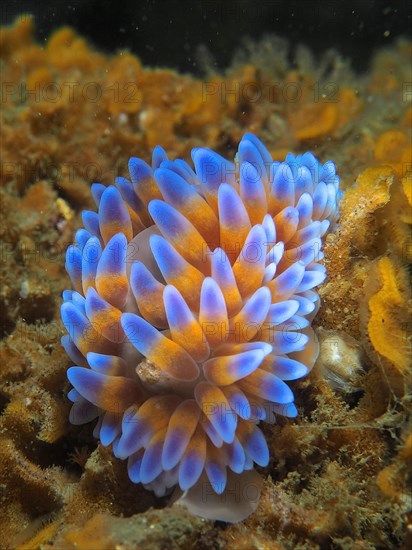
[0,17,411,550]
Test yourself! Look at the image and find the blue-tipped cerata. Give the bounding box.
[61,133,341,522]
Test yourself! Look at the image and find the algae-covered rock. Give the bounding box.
[0,16,410,550]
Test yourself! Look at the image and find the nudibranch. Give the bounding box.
[61,134,340,522]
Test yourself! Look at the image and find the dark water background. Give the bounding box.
[1,0,411,73]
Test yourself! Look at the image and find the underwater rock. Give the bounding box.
[0,16,410,549]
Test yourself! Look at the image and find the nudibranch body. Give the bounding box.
[61,134,340,522]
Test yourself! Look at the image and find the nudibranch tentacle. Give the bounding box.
[61,133,341,522]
